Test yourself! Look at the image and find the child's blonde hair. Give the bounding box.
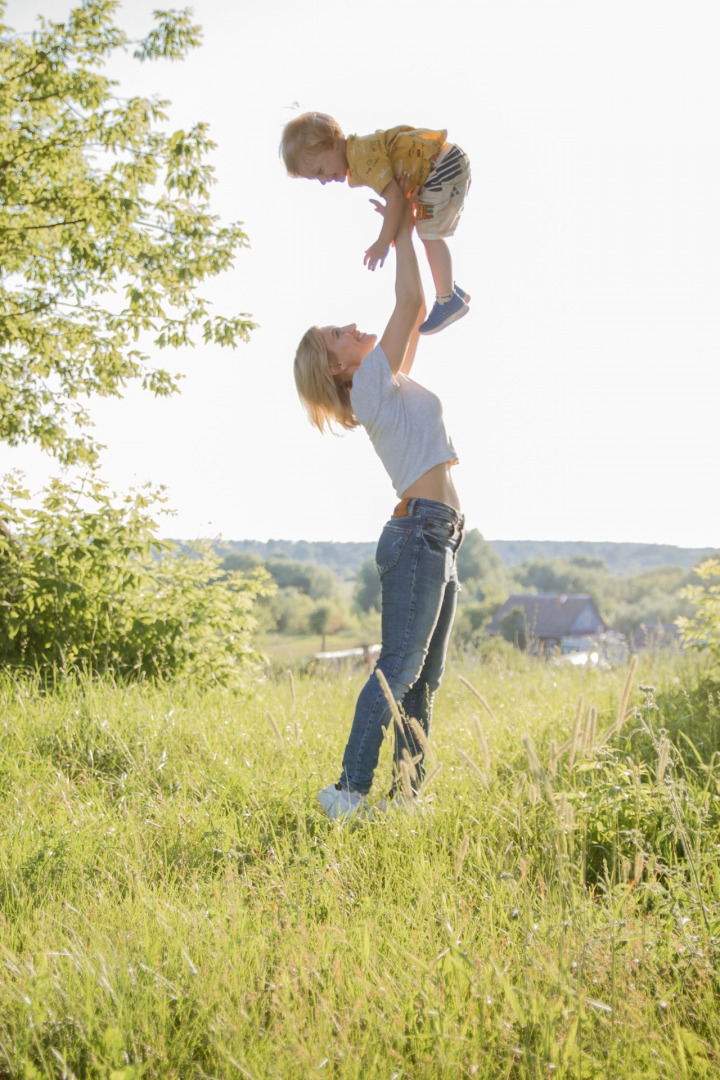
[294,327,359,434]
[281,112,345,176]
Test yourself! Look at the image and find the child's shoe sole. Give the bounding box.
[419,300,469,335]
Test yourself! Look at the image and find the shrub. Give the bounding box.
[677,558,720,672]
[0,472,272,684]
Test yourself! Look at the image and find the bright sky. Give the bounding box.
[4,0,720,548]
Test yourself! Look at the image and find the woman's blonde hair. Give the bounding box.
[294,327,359,434]
[280,112,345,176]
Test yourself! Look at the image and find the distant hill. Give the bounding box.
[167,536,717,580]
[488,540,718,577]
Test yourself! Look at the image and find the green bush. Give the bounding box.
[678,558,720,671]
[0,472,272,684]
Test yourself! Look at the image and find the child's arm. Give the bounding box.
[363,179,406,271]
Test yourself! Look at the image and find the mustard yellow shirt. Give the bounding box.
[346,125,447,196]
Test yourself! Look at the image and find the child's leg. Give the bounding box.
[416,147,470,333]
[421,238,453,299]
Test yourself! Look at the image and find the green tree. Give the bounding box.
[221,552,264,574]
[499,606,528,651]
[677,559,720,671]
[264,558,337,600]
[454,530,510,630]
[453,601,494,652]
[457,529,505,588]
[610,565,693,635]
[0,3,268,682]
[265,587,315,635]
[515,555,607,598]
[0,0,254,466]
[308,603,333,652]
[353,557,381,614]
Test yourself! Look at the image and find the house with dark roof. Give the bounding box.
[487,593,608,654]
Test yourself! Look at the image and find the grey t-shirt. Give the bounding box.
[349,344,458,496]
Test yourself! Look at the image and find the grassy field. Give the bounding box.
[1,649,719,1079]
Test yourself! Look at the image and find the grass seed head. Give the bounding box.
[407,716,431,758]
[656,736,671,785]
[568,694,584,766]
[401,747,419,784]
[454,834,470,879]
[419,761,443,795]
[375,668,405,733]
[266,711,283,745]
[399,758,414,800]
[470,714,491,772]
[458,748,489,789]
[457,674,499,725]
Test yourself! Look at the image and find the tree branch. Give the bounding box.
[0,218,87,232]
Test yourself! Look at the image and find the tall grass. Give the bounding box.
[0,651,718,1079]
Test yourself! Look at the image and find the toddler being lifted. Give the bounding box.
[281,112,471,335]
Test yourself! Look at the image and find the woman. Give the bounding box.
[294,188,464,820]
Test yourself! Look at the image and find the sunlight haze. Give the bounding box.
[3,0,719,549]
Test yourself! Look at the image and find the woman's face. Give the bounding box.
[321,324,376,379]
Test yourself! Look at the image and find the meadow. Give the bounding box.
[1,648,719,1080]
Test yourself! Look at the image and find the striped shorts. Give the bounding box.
[415,143,471,240]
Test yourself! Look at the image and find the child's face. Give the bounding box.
[297,144,347,184]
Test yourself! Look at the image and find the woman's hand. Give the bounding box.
[396,171,419,200]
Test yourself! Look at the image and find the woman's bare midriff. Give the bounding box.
[400,461,461,512]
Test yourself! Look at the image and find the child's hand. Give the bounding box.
[364,238,390,271]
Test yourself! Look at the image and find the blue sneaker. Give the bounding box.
[419,290,469,335]
[454,283,470,303]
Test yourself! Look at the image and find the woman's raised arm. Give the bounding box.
[377,186,425,374]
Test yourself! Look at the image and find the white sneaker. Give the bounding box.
[317,782,370,821]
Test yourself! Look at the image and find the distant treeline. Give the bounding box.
[172,538,377,580]
[488,540,718,576]
[168,537,718,580]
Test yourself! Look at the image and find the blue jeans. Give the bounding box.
[340,498,464,796]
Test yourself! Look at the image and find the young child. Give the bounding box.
[281,112,471,335]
